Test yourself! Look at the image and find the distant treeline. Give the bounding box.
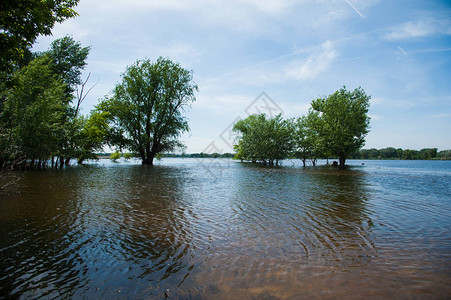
[96,152,235,159]
[163,153,235,158]
[349,148,451,160]
[99,148,451,161]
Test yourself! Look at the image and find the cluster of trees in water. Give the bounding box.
[1,1,197,170]
[100,86,372,168]
[0,35,106,169]
[0,1,98,170]
[2,1,448,173]
[233,87,371,167]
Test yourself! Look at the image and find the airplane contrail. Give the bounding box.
[344,0,366,19]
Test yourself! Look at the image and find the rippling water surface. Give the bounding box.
[1,159,450,299]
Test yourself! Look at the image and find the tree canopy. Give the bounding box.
[311,86,371,167]
[233,87,371,167]
[233,114,294,166]
[97,57,197,165]
[0,36,102,169]
[0,0,79,76]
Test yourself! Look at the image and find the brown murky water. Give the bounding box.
[1,159,450,299]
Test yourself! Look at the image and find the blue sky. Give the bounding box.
[33,0,451,153]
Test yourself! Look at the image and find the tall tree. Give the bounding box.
[47,36,90,95]
[46,36,90,165]
[97,57,197,165]
[311,86,371,167]
[0,36,91,169]
[1,55,68,168]
[0,0,79,76]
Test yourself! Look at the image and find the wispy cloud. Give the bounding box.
[368,114,384,121]
[285,40,337,80]
[398,46,451,55]
[344,0,366,19]
[385,19,451,40]
[429,113,451,119]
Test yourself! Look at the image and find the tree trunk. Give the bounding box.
[339,154,346,167]
[142,153,155,165]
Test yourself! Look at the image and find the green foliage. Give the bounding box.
[352,147,440,160]
[438,150,451,160]
[293,111,323,166]
[47,36,90,94]
[97,57,197,165]
[0,0,79,76]
[0,35,93,168]
[76,111,110,164]
[123,152,132,160]
[310,86,371,166]
[233,114,294,165]
[1,55,68,164]
[110,151,121,161]
[232,87,370,167]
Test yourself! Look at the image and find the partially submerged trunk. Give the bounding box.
[338,153,346,167]
[142,151,156,165]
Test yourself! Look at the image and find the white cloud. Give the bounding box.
[285,40,337,80]
[368,114,384,121]
[429,113,451,119]
[370,97,385,106]
[195,94,252,114]
[385,19,451,40]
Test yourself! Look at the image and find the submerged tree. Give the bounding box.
[1,55,68,168]
[293,111,322,167]
[97,57,197,165]
[311,86,371,167]
[233,114,294,166]
[0,36,93,169]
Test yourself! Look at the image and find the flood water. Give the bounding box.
[1,158,450,299]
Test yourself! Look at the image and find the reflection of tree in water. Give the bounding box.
[193,163,377,298]
[0,170,90,298]
[72,165,198,298]
[304,167,376,266]
[0,165,200,299]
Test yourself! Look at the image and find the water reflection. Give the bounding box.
[190,164,377,298]
[69,165,201,298]
[0,170,88,298]
[1,159,450,299]
[0,165,202,299]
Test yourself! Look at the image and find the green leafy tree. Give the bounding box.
[311,86,371,167]
[123,152,132,160]
[293,110,325,167]
[0,0,79,77]
[47,36,90,95]
[1,55,68,168]
[110,151,121,161]
[97,57,197,165]
[76,111,110,164]
[233,114,293,166]
[45,36,90,165]
[438,150,451,160]
[1,36,91,169]
[419,148,437,160]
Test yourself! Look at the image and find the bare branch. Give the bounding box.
[75,72,100,117]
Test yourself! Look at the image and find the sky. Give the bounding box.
[33,0,451,153]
